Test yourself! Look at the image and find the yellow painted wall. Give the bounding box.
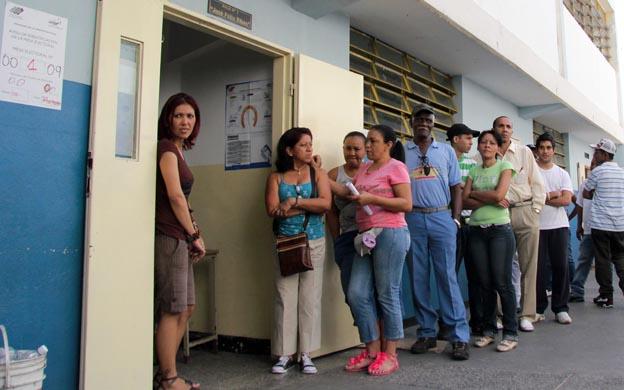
[188,163,361,355]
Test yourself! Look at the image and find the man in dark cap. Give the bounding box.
[447,123,483,336]
[405,104,471,361]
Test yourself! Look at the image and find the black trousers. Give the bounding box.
[456,220,483,332]
[537,228,569,314]
[591,229,624,296]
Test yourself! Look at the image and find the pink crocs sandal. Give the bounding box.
[344,349,375,372]
[367,352,399,376]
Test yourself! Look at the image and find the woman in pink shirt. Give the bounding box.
[331,124,412,376]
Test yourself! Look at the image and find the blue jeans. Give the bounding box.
[347,226,409,343]
[406,211,470,342]
[469,224,518,340]
[333,230,358,299]
[570,234,595,298]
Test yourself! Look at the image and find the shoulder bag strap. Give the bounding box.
[301,164,316,232]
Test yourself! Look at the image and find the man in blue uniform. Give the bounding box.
[405,103,470,361]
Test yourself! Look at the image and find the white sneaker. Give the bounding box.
[556,312,572,324]
[300,353,317,374]
[271,356,294,374]
[519,318,534,332]
[535,313,546,322]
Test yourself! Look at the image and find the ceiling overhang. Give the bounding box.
[294,0,623,144]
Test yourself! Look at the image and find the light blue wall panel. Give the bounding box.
[0,79,91,390]
[0,1,95,389]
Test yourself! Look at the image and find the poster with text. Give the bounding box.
[0,2,67,110]
[225,79,272,170]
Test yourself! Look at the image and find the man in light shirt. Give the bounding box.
[489,116,546,332]
[583,138,624,308]
[534,132,573,325]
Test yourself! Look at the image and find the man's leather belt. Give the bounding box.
[509,199,532,208]
[412,206,449,213]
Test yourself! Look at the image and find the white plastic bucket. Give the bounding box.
[0,325,47,390]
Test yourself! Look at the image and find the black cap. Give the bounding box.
[411,103,435,116]
[446,123,480,141]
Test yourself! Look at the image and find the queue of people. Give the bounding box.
[153,93,624,387]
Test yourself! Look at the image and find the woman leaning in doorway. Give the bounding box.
[264,127,331,375]
[462,129,518,353]
[331,124,412,376]
[154,93,206,390]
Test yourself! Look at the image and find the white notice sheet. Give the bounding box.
[0,2,68,110]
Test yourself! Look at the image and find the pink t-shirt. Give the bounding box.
[353,158,410,231]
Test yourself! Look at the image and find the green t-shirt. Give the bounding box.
[468,160,515,226]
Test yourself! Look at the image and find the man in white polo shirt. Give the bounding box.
[583,138,624,308]
[534,133,573,324]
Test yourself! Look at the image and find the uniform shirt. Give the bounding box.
[405,139,461,208]
[585,161,624,232]
[538,164,573,230]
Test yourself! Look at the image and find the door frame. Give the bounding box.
[163,2,293,148]
[82,2,295,388]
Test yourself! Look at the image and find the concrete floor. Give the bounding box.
[177,273,624,389]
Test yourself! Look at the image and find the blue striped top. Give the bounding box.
[585,162,624,232]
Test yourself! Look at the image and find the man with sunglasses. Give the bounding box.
[405,104,470,361]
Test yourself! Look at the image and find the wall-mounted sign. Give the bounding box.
[208,0,252,30]
[224,79,272,170]
[0,2,67,110]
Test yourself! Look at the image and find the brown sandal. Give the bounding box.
[155,376,200,390]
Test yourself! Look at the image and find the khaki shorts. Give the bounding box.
[155,234,195,314]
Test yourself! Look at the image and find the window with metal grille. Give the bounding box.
[349,27,456,141]
[563,0,611,62]
[533,121,569,170]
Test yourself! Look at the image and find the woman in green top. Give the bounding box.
[462,130,518,353]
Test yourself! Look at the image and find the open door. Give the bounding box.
[80,0,163,389]
[294,54,364,355]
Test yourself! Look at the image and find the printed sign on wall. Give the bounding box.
[225,79,272,170]
[0,2,68,110]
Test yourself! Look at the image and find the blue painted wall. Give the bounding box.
[0,80,91,390]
